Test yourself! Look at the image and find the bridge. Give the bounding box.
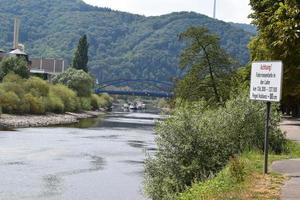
[95,79,174,98]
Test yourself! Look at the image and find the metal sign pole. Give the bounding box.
[264,101,271,174]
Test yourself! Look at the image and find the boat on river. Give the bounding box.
[129,103,137,110]
[123,103,129,109]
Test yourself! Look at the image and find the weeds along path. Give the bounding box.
[272,117,300,199]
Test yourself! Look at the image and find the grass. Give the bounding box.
[178,140,300,200]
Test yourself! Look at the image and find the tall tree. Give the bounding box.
[72,34,89,72]
[175,27,234,104]
[249,0,300,116]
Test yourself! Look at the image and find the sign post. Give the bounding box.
[250,61,283,174]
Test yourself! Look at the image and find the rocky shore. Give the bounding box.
[0,111,105,129]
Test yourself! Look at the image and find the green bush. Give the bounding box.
[98,93,113,108]
[52,68,94,97]
[144,92,285,200]
[0,73,105,114]
[46,91,65,113]
[24,94,46,114]
[0,57,30,80]
[90,94,100,110]
[2,72,24,83]
[24,77,49,97]
[80,97,92,111]
[0,90,20,113]
[1,76,26,97]
[50,84,79,112]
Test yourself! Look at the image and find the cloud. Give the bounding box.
[83,0,252,24]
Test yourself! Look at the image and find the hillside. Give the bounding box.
[0,0,255,83]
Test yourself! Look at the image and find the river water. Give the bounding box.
[0,111,160,200]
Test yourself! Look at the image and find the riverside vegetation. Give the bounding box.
[0,57,112,115]
[0,32,112,115]
[144,92,287,200]
[144,2,300,196]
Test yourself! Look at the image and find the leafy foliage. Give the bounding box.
[249,0,300,115]
[0,0,254,84]
[49,84,79,112]
[144,93,285,200]
[176,27,235,104]
[52,68,94,97]
[72,34,89,72]
[0,57,29,80]
[0,73,111,114]
[91,93,113,110]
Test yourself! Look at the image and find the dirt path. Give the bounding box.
[272,117,300,199]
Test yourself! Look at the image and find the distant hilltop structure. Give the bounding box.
[0,17,68,78]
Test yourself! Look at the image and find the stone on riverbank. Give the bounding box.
[0,111,104,129]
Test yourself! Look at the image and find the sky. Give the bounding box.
[82,0,252,24]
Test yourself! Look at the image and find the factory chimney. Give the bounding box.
[13,17,20,50]
[213,0,217,19]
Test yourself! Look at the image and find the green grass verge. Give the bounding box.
[178,140,300,200]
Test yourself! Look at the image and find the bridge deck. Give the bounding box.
[95,89,173,98]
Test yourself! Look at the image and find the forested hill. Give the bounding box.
[0,0,255,82]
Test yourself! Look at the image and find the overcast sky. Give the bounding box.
[83,0,252,24]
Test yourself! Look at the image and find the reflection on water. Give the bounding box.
[0,111,159,200]
[41,175,63,198]
[127,140,146,149]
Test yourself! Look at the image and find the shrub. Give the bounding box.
[144,92,285,200]
[2,72,23,83]
[0,75,30,114]
[52,68,94,97]
[0,57,30,80]
[0,90,20,114]
[50,84,79,112]
[0,81,26,98]
[90,94,100,110]
[80,97,92,111]
[24,93,46,114]
[0,72,99,114]
[98,93,113,108]
[24,77,49,97]
[46,92,65,113]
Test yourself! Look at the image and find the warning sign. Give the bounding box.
[250,61,283,102]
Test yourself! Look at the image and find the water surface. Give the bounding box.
[0,111,160,200]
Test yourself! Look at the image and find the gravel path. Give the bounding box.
[272,117,300,200]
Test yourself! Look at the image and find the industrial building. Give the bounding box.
[0,18,67,78]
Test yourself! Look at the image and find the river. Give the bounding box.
[0,111,161,200]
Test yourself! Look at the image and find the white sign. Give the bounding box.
[250,61,283,102]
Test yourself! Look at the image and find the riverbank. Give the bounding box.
[178,117,300,200]
[179,140,300,200]
[0,111,105,129]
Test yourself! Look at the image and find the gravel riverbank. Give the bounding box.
[0,111,105,129]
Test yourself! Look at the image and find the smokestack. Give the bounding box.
[213,0,217,19]
[13,17,20,50]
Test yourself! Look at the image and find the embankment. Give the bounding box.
[0,111,104,129]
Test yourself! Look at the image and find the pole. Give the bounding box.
[264,101,271,174]
[213,0,217,19]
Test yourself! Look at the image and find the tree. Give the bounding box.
[0,57,30,80]
[72,34,89,72]
[175,27,235,104]
[52,68,94,97]
[249,0,300,116]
